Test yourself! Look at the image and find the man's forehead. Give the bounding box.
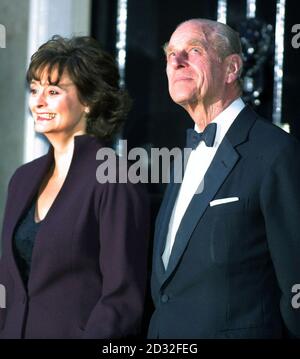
[165,34,208,52]
[168,23,207,45]
[173,21,205,36]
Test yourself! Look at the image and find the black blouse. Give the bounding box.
[13,200,42,286]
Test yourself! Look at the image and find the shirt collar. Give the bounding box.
[194,97,245,148]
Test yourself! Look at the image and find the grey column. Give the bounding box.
[0,0,30,230]
[0,0,91,248]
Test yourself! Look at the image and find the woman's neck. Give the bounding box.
[46,130,85,178]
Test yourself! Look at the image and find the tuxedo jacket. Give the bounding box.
[0,135,149,339]
[148,106,300,339]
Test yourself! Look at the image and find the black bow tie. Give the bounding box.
[186,123,217,150]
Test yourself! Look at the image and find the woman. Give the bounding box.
[0,36,149,339]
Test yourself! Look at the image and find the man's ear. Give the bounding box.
[225,54,243,84]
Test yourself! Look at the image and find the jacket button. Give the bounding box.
[161,294,169,303]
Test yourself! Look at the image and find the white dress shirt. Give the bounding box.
[162,98,245,269]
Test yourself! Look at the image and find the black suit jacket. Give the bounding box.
[149,106,300,339]
[0,135,149,339]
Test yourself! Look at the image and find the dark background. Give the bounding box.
[92,0,300,151]
[91,0,300,334]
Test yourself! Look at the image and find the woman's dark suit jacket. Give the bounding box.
[0,134,149,339]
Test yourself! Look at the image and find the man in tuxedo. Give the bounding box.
[148,18,300,338]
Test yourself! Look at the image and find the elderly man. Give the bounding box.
[148,18,300,339]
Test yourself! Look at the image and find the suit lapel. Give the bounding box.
[9,150,53,235]
[163,137,239,283]
[157,105,257,286]
[5,148,53,290]
[153,178,181,280]
[153,150,191,280]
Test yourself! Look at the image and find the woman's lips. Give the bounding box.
[36,113,56,121]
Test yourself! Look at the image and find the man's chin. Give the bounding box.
[170,92,187,103]
[170,94,198,108]
[169,86,199,103]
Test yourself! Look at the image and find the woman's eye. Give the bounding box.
[30,88,37,94]
[49,89,59,95]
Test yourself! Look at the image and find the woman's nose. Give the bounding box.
[36,91,47,107]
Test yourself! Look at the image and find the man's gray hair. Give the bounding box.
[177,19,243,88]
[178,19,242,60]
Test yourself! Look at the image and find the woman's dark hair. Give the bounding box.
[26,35,131,141]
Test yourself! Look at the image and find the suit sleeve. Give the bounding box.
[260,140,300,337]
[82,181,150,339]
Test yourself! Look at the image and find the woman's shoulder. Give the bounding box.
[9,153,50,187]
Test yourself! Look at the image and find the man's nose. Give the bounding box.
[170,51,188,68]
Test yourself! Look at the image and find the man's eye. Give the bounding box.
[190,48,200,53]
[30,88,37,94]
[167,52,176,59]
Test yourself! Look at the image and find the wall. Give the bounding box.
[0,0,91,252]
